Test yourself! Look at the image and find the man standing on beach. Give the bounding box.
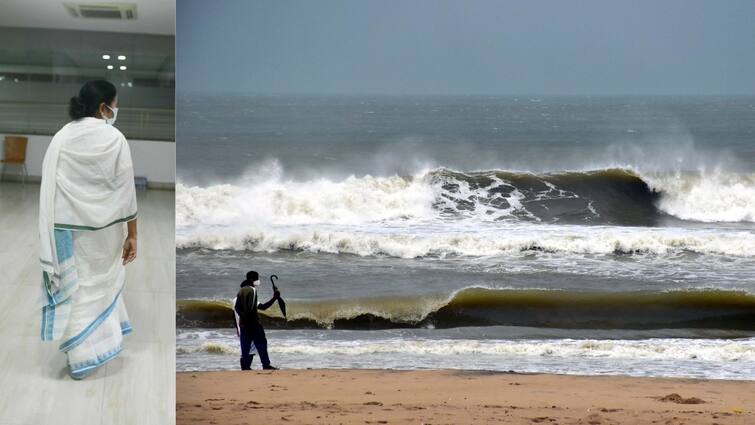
[234,271,279,370]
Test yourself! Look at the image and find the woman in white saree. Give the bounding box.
[39,80,138,379]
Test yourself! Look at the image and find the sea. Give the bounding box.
[176,94,755,379]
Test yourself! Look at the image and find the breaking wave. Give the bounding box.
[176,167,755,258]
[176,167,755,228]
[176,226,755,258]
[176,287,755,330]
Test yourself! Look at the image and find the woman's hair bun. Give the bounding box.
[68,96,87,120]
[68,80,117,120]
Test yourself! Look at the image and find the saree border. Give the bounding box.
[54,211,137,231]
[59,286,125,353]
[69,345,123,380]
[121,320,133,335]
[67,321,133,379]
[42,267,78,307]
[41,298,71,340]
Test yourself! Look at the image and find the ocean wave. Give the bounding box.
[176,173,435,227]
[177,342,237,355]
[176,226,755,258]
[176,167,755,229]
[175,335,755,364]
[176,287,755,330]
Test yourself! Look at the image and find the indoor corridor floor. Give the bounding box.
[0,181,175,425]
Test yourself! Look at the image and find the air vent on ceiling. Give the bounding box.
[63,3,137,20]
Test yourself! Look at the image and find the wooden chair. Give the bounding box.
[1,136,29,186]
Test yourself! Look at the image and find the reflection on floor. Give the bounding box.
[0,182,175,425]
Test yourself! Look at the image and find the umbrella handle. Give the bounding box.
[270,274,279,291]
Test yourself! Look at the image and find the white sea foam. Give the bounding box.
[176,226,755,258]
[175,329,755,378]
[641,170,755,222]
[275,339,755,363]
[176,173,436,228]
[177,335,755,363]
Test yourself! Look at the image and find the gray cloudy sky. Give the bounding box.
[177,0,755,95]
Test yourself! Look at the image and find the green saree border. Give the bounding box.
[54,212,137,231]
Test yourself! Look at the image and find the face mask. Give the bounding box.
[104,105,118,125]
[252,279,260,287]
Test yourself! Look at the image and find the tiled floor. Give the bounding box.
[0,182,175,425]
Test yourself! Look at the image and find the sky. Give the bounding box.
[177,0,755,96]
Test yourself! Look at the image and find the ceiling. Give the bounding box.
[0,0,174,35]
[0,26,174,77]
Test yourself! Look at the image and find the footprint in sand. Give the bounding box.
[581,413,615,425]
[658,393,706,404]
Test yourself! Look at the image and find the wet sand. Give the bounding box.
[177,369,754,424]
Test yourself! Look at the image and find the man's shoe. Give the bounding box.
[262,365,278,370]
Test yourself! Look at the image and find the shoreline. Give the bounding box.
[177,369,754,424]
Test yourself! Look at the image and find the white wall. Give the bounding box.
[1,133,175,186]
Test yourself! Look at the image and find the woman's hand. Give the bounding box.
[122,235,137,265]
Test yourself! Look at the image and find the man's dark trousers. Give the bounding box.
[239,322,271,369]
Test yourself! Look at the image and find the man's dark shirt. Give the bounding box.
[234,285,260,327]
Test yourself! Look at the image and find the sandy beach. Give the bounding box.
[177,369,754,424]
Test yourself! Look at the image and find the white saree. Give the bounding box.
[39,117,137,379]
